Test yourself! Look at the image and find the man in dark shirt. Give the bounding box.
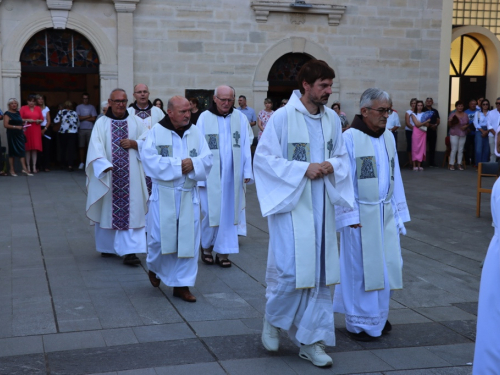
[424,97,440,167]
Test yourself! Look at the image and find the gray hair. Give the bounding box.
[109,88,126,98]
[7,98,18,107]
[359,88,391,110]
[214,85,235,98]
[101,101,108,110]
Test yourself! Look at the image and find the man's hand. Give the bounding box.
[305,163,325,180]
[349,223,362,228]
[120,139,137,150]
[319,161,334,176]
[104,167,113,173]
[244,178,250,183]
[181,158,193,174]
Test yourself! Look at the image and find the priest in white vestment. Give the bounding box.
[86,88,149,266]
[333,88,410,341]
[140,96,212,302]
[127,84,165,131]
[473,179,500,374]
[127,83,165,196]
[197,85,253,268]
[254,60,354,368]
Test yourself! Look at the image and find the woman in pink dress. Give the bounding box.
[410,100,430,171]
[20,94,43,173]
[257,98,274,140]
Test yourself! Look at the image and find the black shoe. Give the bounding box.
[101,252,115,258]
[429,164,438,168]
[123,253,141,265]
[382,320,392,335]
[348,330,377,342]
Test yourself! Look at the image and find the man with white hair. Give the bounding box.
[140,96,212,302]
[86,88,149,266]
[196,85,253,267]
[333,88,410,341]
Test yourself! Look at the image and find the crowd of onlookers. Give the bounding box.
[2,91,497,176]
[0,92,98,175]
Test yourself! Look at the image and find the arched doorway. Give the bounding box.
[449,34,487,111]
[20,29,100,114]
[267,53,312,109]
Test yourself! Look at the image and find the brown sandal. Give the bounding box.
[215,255,232,268]
[201,250,214,265]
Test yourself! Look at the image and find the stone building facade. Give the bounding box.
[1,0,496,154]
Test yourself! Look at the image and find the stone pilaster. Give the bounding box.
[113,0,140,97]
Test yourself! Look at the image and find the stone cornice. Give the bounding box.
[250,1,346,26]
[113,0,141,13]
[46,0,73,11]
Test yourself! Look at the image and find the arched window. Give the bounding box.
[21,29,99,72]
[450,35,486,76]
[449,35,487,110]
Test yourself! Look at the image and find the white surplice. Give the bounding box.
[85,114,149,255]
[197,109,253,254]
[333,128,410,337]
[140,123,213,286]
[473,179,500,374]
[254,91,354,347]
[128,105,165,131]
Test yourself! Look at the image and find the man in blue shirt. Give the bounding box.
[464,99,478,166]
[237,96,257,148]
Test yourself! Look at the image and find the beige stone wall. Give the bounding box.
[133,0,444,142]
[0,0,446,151]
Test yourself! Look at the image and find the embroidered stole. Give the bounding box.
[204,110,243,226]
[286,105,340,289]
[155,126,199,258]
[111,119,130,230]
[352,129,402,291]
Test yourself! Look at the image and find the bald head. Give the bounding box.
[213,85,235,115]
[167,96,191,128]
[133,83,150,108]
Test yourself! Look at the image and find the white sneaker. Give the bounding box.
[299,341,333,367]
[78,163,84,170]
[261,317,280,351]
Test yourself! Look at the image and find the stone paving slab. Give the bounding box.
[0,167,488,374]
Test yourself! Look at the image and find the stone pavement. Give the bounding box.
[0,165,492,375]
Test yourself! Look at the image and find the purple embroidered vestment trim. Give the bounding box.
[111,119,130,230]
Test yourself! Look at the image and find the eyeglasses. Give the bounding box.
[215,96,234,103]
[483,103,490,106]
[496,103,500,105]
[365,107,393,115]
[110,99,128,104]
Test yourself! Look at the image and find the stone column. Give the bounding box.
[114,0,140,97]
[1,62,21,154]
[437,0,453,152]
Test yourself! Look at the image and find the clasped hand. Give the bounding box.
[305,161,333,180]
[120,139,137,150]
[181,158,193,174]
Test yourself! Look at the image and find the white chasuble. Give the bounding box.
[86,114,149,229]
[285,105,341,289]
[351,129,402,291]
[154,126,200,257]
[128,106,165,130]
[203,110,243,226]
